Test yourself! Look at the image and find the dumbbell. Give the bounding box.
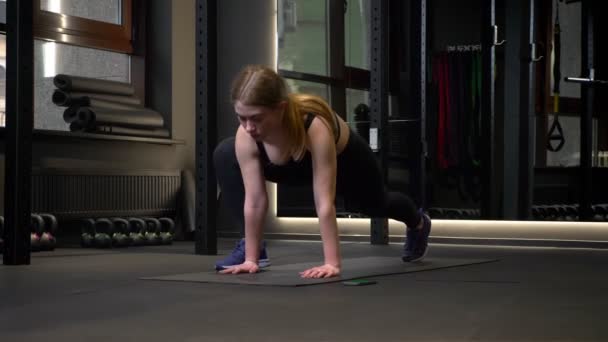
[545,204,559,221]
[563,205,578,221]
[142,217,162,245]
[461,209,474,219]
[30,214,45,252]
[110,218,131,247]
[427,208,443,219]
[593,204,608,222]
[531,206,542,220]
[39,214,58,251]
[0,216,4,253]
[554,206,567,221]
[590,205,603,221]
[127,218,146,246]
[444,209,461,219]
[94,218,114,248]
[533,205,545,219]
[81,218,96,248]
[471,209,481,219]
[158,217,175,245]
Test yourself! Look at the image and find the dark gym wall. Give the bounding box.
[172,0,196,173]
[428,0,484,211]
[430,0,482,51]
[216,0,277,141]
[0,1,196,215]
[215,0,277,234]
[147,0,173,138]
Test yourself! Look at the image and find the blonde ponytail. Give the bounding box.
[231,65,337,161]
[283,94,307,160]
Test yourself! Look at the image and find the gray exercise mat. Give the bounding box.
[141,257,497,287]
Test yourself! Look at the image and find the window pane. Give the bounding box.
[345,0,370,70]
[346,88,369,141]
[0,0,6,24]
[0,34,5,127]
[34,40,130,130]
[346,88,368,122]
[544,116,599,167]
[286,79,329,101]
[278,0,328,76]
[40,0,122,25]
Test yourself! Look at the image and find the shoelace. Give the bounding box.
[232,240,246,256]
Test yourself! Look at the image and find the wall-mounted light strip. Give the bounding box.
[266,183,608,244]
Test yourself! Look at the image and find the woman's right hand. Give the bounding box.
[218,260,260,275]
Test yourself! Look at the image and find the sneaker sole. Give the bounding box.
[403,213,431,263]
[218,259,271,270]
[402,245,429,263]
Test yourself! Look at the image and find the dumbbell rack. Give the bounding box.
[428,204,608,221]
[79,216,176,249]
[0,213,59,253]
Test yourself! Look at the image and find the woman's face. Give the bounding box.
[234,100,285,141]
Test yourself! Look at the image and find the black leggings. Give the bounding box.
[213,129,420,233]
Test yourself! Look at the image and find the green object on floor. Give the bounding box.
[342,279,377,286]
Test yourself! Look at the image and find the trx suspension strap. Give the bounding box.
[547,0,565,152]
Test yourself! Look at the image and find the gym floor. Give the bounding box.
[1,239,608,341]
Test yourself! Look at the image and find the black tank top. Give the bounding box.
[255,112,340,183]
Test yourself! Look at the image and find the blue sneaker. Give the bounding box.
[402,210,432,262]
[214,239,271,271]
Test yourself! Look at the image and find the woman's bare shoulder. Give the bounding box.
[235,126,259,160]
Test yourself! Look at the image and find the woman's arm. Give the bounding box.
[220,126,268,274]
[300,117,341,278]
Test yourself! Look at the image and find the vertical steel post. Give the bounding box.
[407,0,427,208]
[579,0,594,221]
[328,0,345,117]
[369,0,389,244]
[480,0,499,219]
[195,0,218,254]
[518,0,539,219]
[3,0,33,265]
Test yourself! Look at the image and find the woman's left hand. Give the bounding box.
[299,264,341,278]
[218,260,260,275]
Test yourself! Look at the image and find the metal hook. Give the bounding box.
[531,42,544,62]
[493,25,506,46]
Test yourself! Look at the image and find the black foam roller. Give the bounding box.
[95,126,170,138]
[77,107,165,129]
[53,74,135,96]
[69,121,87,132]
[53,90,142,107]
[63,106,79,123]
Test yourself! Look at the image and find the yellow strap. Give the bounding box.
[553,94,560,113]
